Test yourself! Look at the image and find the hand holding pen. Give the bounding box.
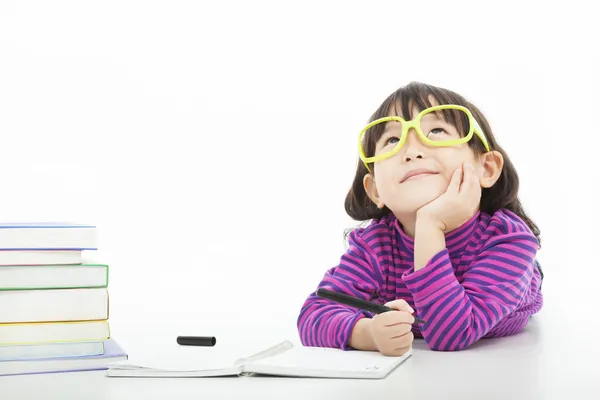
[316,288,424,357]
[366,298,417,356]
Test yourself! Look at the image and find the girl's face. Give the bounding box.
[363,103,494,218]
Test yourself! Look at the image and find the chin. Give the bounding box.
[388,187,445,214]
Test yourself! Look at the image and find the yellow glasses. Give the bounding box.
[358,104,490,172]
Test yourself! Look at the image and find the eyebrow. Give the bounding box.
[382,120,402,131]
[421,111,444,120]
[378,123,401,137]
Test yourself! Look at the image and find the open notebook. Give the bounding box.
[106,340,411,379]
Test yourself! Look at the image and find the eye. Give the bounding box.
[385,136,400,145]
[427,127,449,137]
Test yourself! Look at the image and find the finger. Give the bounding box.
[387,323,413,339]
[380,333,414,357]
[469,163,482,193]
[460,162,481,199]
[457,162,468,192]
[380,346,411,357]
[447,167,462,194]
[377,310,415,327]
[385,299,414,313]
[391,344,412,356]
[391,331,414,349]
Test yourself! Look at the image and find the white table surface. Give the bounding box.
[1,308,597,400]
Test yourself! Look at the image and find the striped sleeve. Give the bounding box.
[402,227,538,351]
[297,230,383,349]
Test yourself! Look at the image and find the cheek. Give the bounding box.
[436,149,474,179]
[440,169,456,183]
[373,169,399,198]
[373,163,398,184]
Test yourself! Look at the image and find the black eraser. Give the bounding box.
[176,336,216,346]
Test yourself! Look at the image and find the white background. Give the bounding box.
[1,0,598,359]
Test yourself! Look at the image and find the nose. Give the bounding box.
[402,128,425,162]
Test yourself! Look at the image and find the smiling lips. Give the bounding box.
[400,168,438,183]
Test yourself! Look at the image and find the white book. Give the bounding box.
[107,340,411,379]
[0,339,127,376]
[0,341,104,361]
[0,320,110,345]
[0,264,108,290]
[0,250,82,265]
[0,288,108,323]
[0,222,97,250]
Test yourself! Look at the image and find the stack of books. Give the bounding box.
[0,222,127,376]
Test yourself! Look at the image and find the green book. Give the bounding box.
[0,264,109,290]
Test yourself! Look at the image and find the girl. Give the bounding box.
[297,82,543,353]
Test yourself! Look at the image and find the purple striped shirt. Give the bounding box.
[297,209,543,351]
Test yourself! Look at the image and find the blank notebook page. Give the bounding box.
[248,346,411,377]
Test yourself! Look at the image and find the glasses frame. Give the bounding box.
[358,104,491,172]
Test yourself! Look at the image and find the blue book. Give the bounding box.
[0,223,97,250]
[0,339,127,376]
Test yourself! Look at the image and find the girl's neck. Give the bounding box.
[394,212,418,237]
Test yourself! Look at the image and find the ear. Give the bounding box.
[363,173,385,208]
[478,150,504,188]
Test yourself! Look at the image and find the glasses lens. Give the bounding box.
[419,108,470,143]
[362,118,404,158]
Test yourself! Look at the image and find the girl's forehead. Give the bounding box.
[386,96,442,120]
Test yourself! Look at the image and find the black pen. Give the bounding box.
[176,336,216,346]
[316,288,426,324]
